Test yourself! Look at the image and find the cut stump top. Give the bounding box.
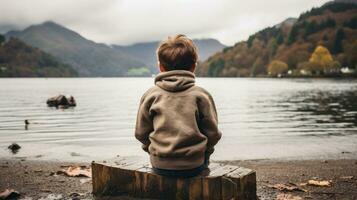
[92,156,256,200]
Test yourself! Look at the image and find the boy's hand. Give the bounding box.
[142,144,150,153]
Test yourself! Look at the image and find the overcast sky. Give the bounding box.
[0,0,330,46]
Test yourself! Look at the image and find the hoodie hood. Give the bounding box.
[155,70,195,92]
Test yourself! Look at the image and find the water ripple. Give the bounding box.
[0,78,357,161]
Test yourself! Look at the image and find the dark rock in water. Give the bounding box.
[8,143,21,154]
[24,120,29,130]
[68,96,76,107]
[46,95,76,108]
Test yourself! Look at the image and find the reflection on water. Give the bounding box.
[282,90,357,135]
[299,91,356,125]
[0,78,356,161]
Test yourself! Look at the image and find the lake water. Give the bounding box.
[0,78,357,162]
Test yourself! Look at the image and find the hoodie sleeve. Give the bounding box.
[197,90,222,156]
[135,89,154,152]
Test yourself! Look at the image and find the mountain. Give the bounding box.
[275,18,297,28]
[113,38,226,73]
[197,1,357,77]
[0,36,77,77]
[332,0,357,4]
[6,21,148,77]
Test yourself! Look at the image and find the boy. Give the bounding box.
[135,34,222,178]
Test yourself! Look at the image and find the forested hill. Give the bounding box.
[0,36,77,77]
[196,1,357,77]
[6,21,147,77]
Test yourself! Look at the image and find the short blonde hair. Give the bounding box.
[157,34,198,71]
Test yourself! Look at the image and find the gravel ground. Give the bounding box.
[1,158,357,200]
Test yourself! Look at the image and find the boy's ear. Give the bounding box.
[159,62,166,72]
[189,63,196,72]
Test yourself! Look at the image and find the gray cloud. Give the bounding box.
[0,0,330,45]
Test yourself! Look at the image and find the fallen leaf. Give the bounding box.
[269,183,307,192]
[57,166,91,178]
[80,178,91,184]
[307,180,331,187]
[276,193,303,200]
[340,176,353,180]
[39,189,51,193]
[0,189,20,200]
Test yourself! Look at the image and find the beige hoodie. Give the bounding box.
[135,70,222,170]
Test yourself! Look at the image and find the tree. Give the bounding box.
[309,45,333,70]
[304,20,317,38]
[247,35,255,48]
[208,58,225,77]
[346,41,357,69]
[325,60,341,74]
[324,17,336,28]
[332,28,345,54]
[287,25,299,45]
[267,60,288,76]
[343,17,357,29]
[298,61,321,74]
[251,57,263,76]
[276,33,284,45]
[267,38,278,59]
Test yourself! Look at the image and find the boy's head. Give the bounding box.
[157,34,198,72]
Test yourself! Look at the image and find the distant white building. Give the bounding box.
[341,67,355,74]
[300,69,309,75]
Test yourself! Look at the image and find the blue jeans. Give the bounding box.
[152,157,209,178]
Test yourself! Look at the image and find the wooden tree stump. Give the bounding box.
[92,156,256,200]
